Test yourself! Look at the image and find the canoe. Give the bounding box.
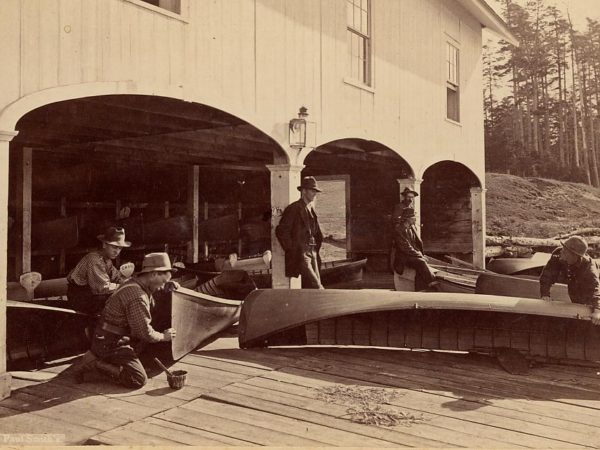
[32,216,79,252]
[196,270,257,300]
[198,214,239,242]
[6,301,92,369]
[152,287,242,360]
[487,252,552,276]
[248,258,368,288]
[476,272,570,302]
[238,289,599,363]
[7,277,69,301]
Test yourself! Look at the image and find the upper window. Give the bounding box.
[140,0,181,14]
[346,0,371,86]
[446,42,460,122]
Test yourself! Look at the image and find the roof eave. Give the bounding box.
[458,0,519,46]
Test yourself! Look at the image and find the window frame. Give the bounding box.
[346,0,372,87]
[123,0,189,22]
[445,41,460,123]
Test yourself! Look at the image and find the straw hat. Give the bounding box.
[138,252,177,273]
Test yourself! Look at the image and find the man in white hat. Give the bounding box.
[540,235,600,325]
[276,176,324,289]
[72,252,178,387]
[66,226,132,315]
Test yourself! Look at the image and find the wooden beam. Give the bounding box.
[15,147,33,276]
[187,166,200,263]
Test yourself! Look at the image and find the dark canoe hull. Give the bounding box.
[476,272,570,302]
[145,215,192,244]
[198,214,239,242]
[488,253,552,276]
[248,258,367,289]
[238,289,598,363]
[435,270,476,294]
[32,216,79,252]
[170,287,242,360]
[6,301,92,369]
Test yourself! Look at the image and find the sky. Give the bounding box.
[487,0,600,31]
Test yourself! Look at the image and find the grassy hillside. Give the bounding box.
[486,173,600,238]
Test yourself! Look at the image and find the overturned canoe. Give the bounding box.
[238,289,598,363]
[6,301,92,369]
[7,277,69,301]
[153,287,242,360]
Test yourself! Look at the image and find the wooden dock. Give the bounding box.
[1,332,600,447]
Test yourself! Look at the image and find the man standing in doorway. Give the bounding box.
[276,176,324,289]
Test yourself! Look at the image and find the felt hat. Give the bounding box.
[97,227,131,248]
[401,187,419,197]
[297,176,322,192]
[138,252,177,273]
[561,236,588,257]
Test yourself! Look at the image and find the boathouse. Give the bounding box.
[0,0,516,397]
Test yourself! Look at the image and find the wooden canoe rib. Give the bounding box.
[170,287,242,360]
[238,290,599,363]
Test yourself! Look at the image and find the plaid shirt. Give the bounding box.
[101,279,164,343]
[67,251,125,294]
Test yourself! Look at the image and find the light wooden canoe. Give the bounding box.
[238,289,598,363]
[167,287,242,360]
[7,277,69,301]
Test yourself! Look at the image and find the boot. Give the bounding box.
[95,360,122,381]
[72,350,98,384]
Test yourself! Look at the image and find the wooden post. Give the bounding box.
[59,196,67,275]
[203,201,209,258]
[0,130,18,400]
[397,178,422,235]
[237,201,243,256]
[267,164,304,289]
[187,165,199,263]
[15,147,33,276]
[471,187,486,270]
[164,201,170,253]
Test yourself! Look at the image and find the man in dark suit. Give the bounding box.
[276,176,324,289]
[392,207,438,291]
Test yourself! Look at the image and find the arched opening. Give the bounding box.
[304,138,413,269]
[7,94,285,283]
[421,161,482,263]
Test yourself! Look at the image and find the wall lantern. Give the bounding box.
[289,106,314,149]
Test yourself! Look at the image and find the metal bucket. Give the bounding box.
[167,370,187,389]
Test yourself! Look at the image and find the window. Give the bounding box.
[346,0,371,85]
[140,0,180,14]
[446,42,460,122]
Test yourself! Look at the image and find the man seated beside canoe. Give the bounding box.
[66,226,132,316]
[391,207,439,292]
[539,235,600,326]
[72,252,178,387]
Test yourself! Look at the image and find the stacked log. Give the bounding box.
[486,235,600,258]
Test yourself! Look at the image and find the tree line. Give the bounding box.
[484,0,600,186]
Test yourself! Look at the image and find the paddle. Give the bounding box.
[153,357,174,377]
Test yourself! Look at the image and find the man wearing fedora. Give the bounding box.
[276,176,325,289]
[539,236,600,325]
[66,226,132,315]
[392,186,419,219]
[391,207,439,291]
[73,252,178,387]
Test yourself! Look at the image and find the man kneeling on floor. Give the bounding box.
[72,252,178,388]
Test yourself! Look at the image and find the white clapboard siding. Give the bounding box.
[1,0,490,179]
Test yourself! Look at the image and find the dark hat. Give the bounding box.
[399,207,416,220]
[97,227,131,248]
[297,176,322,192]
[138,252,177,274]
[401,187,419,197]
[561,236,588,257]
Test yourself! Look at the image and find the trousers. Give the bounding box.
[300,246,324,289]
[90,325,147,388]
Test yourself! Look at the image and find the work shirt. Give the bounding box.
[306,205,318,246]
[539,248,600,308]
[67,251,125,294]
[101,279,164,343]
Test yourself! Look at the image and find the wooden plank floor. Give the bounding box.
[1,333,599,447]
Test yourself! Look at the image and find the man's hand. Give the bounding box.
[591,309,600,326]
[541,296,551,302]
[162,328,177,341]
[164,281,180,293]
